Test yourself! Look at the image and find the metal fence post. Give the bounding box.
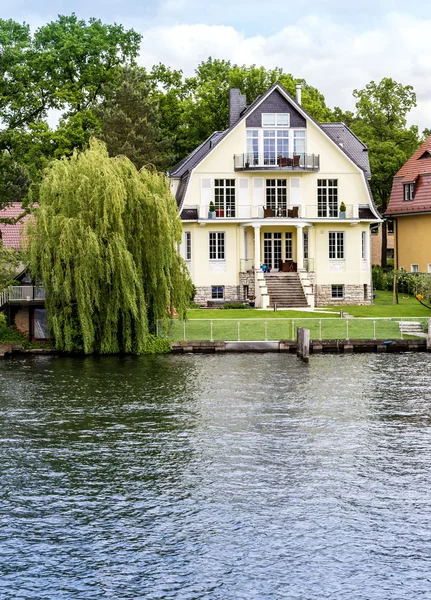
[210,321,213,342]
[292,319,295,341]
[264,321,268,341]
[400,319,403,339]
[373,319,376,341]
[319,319,322,341]
[346,318,349,341]
[238,321,241,341]
[183,320,186,341]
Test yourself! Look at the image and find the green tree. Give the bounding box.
[96,66,169,169]
[350,78,420,267]
[27,140,192,354]
[0,241,19,291]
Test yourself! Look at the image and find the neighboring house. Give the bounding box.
[371,221,394,266]
[169,83,381,307]
[386,135,431,273]
[0,203,47,340]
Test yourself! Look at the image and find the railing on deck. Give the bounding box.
[234,153,320,171]
[240,258,255,272]
[0,286,45,307]
[156,317,428,343]
[198,204,360,220]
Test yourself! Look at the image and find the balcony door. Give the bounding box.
[264,232,282,270]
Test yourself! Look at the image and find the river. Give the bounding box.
[1,353,431,599]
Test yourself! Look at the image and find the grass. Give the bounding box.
[158,291,430,341]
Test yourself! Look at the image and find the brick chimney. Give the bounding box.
[229,88,247,128]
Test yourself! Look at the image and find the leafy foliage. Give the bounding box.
[27,140,193,354]
[0,240,20,290]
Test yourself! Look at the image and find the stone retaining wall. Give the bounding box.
[316,284,372,306]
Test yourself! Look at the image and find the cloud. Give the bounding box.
[137,12,431,131]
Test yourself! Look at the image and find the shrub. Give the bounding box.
[224,302,249,309]
[144,334,171,354]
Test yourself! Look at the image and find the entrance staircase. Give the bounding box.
[264,272,309,308]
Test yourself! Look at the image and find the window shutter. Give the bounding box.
[238,178,250,218]
[252,177,264,206]
[200,178,212,207]
[290,177,301,206]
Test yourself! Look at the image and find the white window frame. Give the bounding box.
[211,285,224,300]
[318,179,338,218]
[214,179,236,217]
[404,183,415,201]
[209,232,225,261]
[246,127,306,166]
[184,231,191,261]
[331,285,344,299]
[362,231,367,261]
[411,264,419,273]
[262,113,290,127]
[428,264,431,274]
[329,231,344,260]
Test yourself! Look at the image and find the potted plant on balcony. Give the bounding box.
[208,201,216,219]
[339,202,346,219]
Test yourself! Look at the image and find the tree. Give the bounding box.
[96,66,169,169]
[350,78,420,267]
[0,152,31,213]
[0,241,19,291]
[27,140,192,354]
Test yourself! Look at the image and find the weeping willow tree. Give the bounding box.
[27,139,193,354]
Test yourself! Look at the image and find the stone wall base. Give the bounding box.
[316,284,372,306]
[14,307,30,338]
[194,285,242,305]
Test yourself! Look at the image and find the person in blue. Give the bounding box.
[261,263,270,273]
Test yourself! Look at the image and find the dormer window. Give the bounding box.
[404,183,415,201]
[262,113,290,127]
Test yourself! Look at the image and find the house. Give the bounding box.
[169,82,381,307]
[371,221,394,266]
[385,135,431,273]
[0,203,47,340]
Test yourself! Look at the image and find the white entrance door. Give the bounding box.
[263,232,282,270]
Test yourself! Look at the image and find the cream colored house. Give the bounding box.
[169,83,381,307]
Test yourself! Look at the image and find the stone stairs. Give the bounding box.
[399,321,424,336]
[264,272,309,308]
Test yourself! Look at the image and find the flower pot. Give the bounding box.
[339,211,346,219]
[208,212,216,219]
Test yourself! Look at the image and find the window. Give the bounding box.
[214,179,235,217]
[285,232,293,259]
[184,231,191,260]
[294,130,306,156]
[387,219,394,234]
[331,285,344,299]
[303,230,308,259]
[263,130,289,164]
[411,264,419,273]
[318,179,338,217]
[211,286,224,299]
[266,179,287,214]
[404,183,415,201]
[386,248,394,259]
[370,224,379,235]
[362,231,367,260]
[209,232,225,260]
[262,113,290,127]
[428,264,431,274]
[246,130,259,165]
[329,231,344,259]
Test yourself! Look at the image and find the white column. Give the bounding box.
[253,225,261,270]
[296,224,304,270]
[308,226,315,271]
[239,226,246,272]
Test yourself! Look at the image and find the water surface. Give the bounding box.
[1,353,431,599]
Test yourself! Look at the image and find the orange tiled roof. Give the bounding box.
[386,136,431,216]
[0,203,32,250]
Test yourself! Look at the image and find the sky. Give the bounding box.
[3,0,431,131]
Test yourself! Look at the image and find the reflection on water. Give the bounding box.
[1,353,431,599]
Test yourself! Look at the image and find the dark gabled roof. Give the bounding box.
[180,208,198,220]
[169,131,227,179]
[320,123,371,178]
[359,207,377,220]
[169,82,377,214]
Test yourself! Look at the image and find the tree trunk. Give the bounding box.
[381,220,387,268]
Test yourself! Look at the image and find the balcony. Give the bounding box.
[234,152,320,172]
[0,285,46,308]
[197,204,359,220]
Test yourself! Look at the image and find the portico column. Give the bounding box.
[239,226,246,271]
[295,224,304,270]
[308,226,315,271]
[253,225,261,270]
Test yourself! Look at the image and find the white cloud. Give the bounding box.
[137,12,431,131]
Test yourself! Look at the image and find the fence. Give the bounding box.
[157,317,429,342]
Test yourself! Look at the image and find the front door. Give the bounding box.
[264,232,282,270]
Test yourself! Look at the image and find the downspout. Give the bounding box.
[394,217,399,270]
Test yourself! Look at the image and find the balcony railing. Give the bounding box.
[2,285,46,303]
[234,152,320,171]
[240,258,255,272]
[198,204,359,220]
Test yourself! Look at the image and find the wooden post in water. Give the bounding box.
[296,327,310,362]
[427,318,431,352]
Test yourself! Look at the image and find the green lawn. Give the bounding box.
[158,291,430,342]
